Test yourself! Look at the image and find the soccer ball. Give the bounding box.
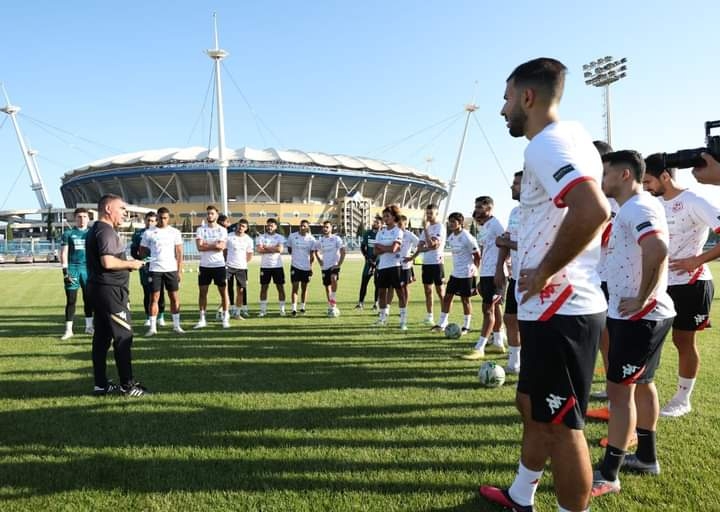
[328,307,340,318]
[444,323,462,339]
[478,361,506,388]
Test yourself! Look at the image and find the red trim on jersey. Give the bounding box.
[538,284,574,321]
[637,230,661,244]
[629,299,657,321]
[601,223,613,247]
[551,395,577,424]
[714,227,720,234]
[621,365,646,385]
[688,267,704,285]
[553,176,594,208]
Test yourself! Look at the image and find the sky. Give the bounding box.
[1,0,719,225]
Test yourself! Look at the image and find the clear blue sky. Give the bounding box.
[1,0,718,224]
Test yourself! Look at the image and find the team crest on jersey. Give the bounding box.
[636,221,652,232]
[672,201,684,213]
[553,165,574,182]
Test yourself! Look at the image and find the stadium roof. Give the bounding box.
[66,146,446,187]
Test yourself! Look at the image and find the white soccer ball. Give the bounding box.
[328,307,340,318]
[444,323,462,339]
[478,361,506,388]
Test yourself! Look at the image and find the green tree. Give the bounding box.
[46,206,55,241]
[182,216,192,234]
[6,223,14,241]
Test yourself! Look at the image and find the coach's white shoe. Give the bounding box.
[193,319,207,329]
[60,331,74,341]
[660,398,691,418]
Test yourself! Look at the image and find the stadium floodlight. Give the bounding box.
[582,56,629,147]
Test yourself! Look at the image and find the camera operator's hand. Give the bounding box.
[669,256,703,275]
[692,153,720,186]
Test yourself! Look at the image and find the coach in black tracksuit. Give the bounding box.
[87,194,147,396]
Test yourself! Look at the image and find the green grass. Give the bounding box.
[0,260,719,511]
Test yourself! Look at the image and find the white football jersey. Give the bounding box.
[506,206,521,281]
[195,225,228,268]
[256,233,286,268]
[318,234,344,270]
[226,233,254,270]
[661,190,720,285]
[448,229,480,278]
[516,120,607,321]
[606,192,675,320]
[476,216,505,277]
[597,198,619,283]
[375,225,404,270]
[419,221,446,265]
[287,232,317,271]
[141,226,182,273]
[400,229,419,270]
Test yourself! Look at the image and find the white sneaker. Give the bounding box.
[399,322,408,331]
[84,326,94,335]
[258,311,267,318]
[143,319,151,327]
[504,365,520,375]
[173,326,185,334]
[157,317,166,327]
[145,329,157,337]
[60,331,74,341]
[422,317,435,326]
[660,398,692,417]
[279,310,287,317]
[373,318,387,327]
[222,320,231,329]
[193,320,207,329]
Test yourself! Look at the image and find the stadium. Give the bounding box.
[59,146,448,235]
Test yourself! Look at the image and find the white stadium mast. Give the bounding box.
[1,84,51,209]
[442,102,477,223]
[206,13,230,217]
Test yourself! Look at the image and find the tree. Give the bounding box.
[356,222,366,238]
[46,206,55,241]
[182,216,192,234]
[6,223,14,241]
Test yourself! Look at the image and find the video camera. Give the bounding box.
[658,120,720,169]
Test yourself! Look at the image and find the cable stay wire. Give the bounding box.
[19,119,102,163]
[207,74,217,152]
[366,110,465,158]
[472,114,511,187]
[222,62,284,148]
[404,113,464,163]
[0,115,8,132]
[18,113,125,155]
[0,163,28,211]
[186,67,216,147]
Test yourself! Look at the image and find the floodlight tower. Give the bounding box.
[582,56,628,147]
[1,84,51,209]
[206,13,230,216]
[442,102,478,223]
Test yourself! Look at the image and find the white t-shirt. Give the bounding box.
[287,232,317,271]
[375,226,404,270]
[516,120,607,321]
[400,229,419,270]
[140,226,182,273]
[606,192,675,320]
[661,190,720,285]
[256,232,286,268]
[318,234,345,270]
[476,216,505,277]
[195,225,228,268]
[226,233,254,270]
[448,230,480,279]
[420,222,446,265]
[505,205,521,281]
[597,198,619,283]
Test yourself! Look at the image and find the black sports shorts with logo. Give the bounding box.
[606,317,673,385]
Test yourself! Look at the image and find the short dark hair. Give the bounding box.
[425,204,438,210]
[237,218,249,227]
[602,150,645,183]
[206,205,218,213]
[157,207,170,216]
[322,220,332,227]
[644,153,676,179]
[266,218,278,226]
[399,215,408,222]
[382,204,401,222]
[448,212,464,224]
[593,140,614,156]
[474,195,494,207]
[97,194,122,213]
[299,219,309,225]
[507,57,567,103]
[217,214,228,224]
[74,207,89,216]
[144,211,157,220]
[513,170,524,178]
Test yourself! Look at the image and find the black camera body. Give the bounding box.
[661,120,720,169]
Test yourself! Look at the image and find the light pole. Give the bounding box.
[583,56,628,147]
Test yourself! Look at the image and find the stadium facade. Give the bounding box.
[60,146,448,234]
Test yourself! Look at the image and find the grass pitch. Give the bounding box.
[0,260,718,511]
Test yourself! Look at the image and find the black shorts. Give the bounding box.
[422,264,445,286]
[400,268,413,286]
[260,267,285,286]
[227,267,248,288]
[607,317,673,385]
[149,271,179,293]
[505,278,518,315]
[376,266,404,290]
[322,268,340,286]
[479,276,499,305]
[446,276,476,297]
[601,281,609,303]
[518,312,605,430]
[199,266,227,287]
[290,266,312,284]
[667,280,714,331]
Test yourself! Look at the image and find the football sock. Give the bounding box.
[399,307,407,323]
[492,331,503,346]
[149,316,157,330]
[635,428,657,462]
[508,461,543,506]
[474,336,488,350]
[259,301,268,313]
[438,312,448,327]
[599,444,625,481]
[199,310,206,322]
[463,314,471,329]
[508,346,521,367]
[172,313,181,327]
[84,317,93,329]
[676,377,695,403]
[64,321,73,333]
